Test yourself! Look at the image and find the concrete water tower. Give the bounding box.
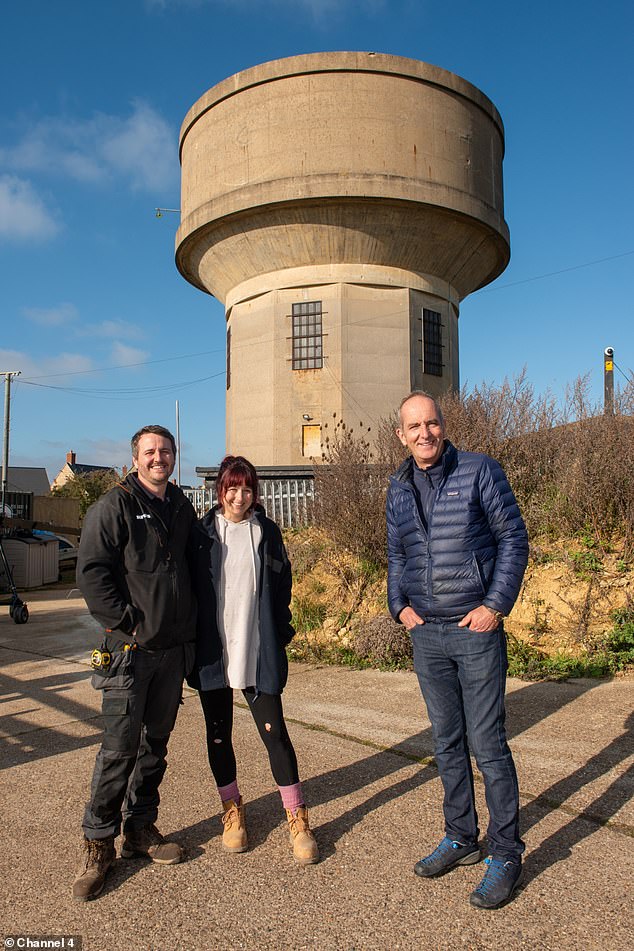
[176,52,510,466]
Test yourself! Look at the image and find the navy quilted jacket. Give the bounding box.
[387,441,528,622]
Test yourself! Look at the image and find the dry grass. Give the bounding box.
[312,373,634,564]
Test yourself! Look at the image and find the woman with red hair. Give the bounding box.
[189,455,318,865]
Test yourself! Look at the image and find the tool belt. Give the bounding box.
[90,639,137,680]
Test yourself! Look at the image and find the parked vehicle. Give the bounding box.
[32,531,79,566]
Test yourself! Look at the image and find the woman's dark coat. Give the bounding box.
[188,504,295,695]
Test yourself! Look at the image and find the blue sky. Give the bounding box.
[2,0,632,485]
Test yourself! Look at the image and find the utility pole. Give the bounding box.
[604,347,614,416]
[175,399,181,486]
[1,370,21,516]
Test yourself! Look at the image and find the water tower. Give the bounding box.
[176,52,509,466]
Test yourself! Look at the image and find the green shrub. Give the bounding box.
[291,596,327,635]
[594,601,634,671]
[507,636,591,681]
[507,617,634,680]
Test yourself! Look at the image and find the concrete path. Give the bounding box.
[0,587,632,951]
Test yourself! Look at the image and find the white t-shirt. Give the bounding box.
[215,511,262,689]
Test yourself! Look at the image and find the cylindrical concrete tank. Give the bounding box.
[177,52,509,466]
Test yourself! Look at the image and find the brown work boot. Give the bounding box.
[222,798,248,853]
[286,806,319,865]
[72,835,115,901]
[120,823,183,864]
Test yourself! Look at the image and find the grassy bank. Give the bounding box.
[285,529,634,682]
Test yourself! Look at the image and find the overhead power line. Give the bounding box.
[481,249,634,293]
[20,348,224,381]
[13,249,633,394]
[20,371,225,400]
[614,361,633,384]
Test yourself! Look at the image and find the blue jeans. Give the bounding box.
[411,621,524,861]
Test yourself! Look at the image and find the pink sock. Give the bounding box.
[218,780,240,804]
[278,782,304,812]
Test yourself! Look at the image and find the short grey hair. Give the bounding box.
[398,391,445,428]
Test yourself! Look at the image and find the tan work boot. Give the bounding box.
[286,806,319,865]
[120,823,183,864]
[72,835,115,901]
[222,798,248,853]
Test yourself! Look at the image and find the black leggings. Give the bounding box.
[199,687,299,787]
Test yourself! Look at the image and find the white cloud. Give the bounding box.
[33,438,132,474]
[77,319,145,341]
[291,0,357,14]
[69,437,133,469]
[0,175,59,241]
[20,308,146,340]
[144,0,201,8]
[2,101,177,193]
[145,0,384,18]
[145,0,386,13]
[0,348,94,381]
[110,342,150,366]
[22,302,79,327]
[100,102,177,191]
[2,118,103,183]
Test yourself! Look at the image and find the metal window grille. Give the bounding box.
[423,308,443,376]
[292,301,323,370]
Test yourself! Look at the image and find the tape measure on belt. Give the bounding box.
[91,648,112,670]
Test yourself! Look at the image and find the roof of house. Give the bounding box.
[7,467,51,495]
[67,463,117,476]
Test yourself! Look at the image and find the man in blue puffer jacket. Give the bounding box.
[387,391,528,910]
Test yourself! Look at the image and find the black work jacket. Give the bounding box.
[77,475,197,649]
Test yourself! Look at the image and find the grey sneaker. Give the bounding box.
[121,823,183,865]
[414,836,480,878]
[470,856,522,909]
[72,836,115,901]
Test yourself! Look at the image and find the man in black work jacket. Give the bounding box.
[72,425,197,901]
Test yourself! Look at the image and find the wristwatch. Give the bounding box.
[487,607,505,623]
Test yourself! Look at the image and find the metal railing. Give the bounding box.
[183,478,314,528]
[1,491,33,520]
[182,487,212,519]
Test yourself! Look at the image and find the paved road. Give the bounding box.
[0,587,632,951]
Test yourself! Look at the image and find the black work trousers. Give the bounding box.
[199,687,299,788]
[83,644,186,841]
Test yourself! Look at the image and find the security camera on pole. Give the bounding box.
[604,347,615,416]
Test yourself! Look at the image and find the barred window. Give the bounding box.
[226,326,231,390]
[292,301,323,370]
[423,308,443,377]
